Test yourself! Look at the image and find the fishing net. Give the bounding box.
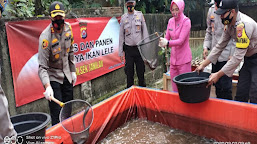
[59,99,94,144]
[137,32,164,70]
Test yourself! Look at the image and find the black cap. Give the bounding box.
[214,0,221,8]
[49,1,65,18]
[215,0,238,15]
[126,0,135,3]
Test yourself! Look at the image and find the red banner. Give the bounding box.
[5,17,123,107]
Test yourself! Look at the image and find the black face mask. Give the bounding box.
[52,19,64,30]
[221,11,233,25]
[127,5,134,12]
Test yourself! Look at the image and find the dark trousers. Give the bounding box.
[212,61,232,100]
[235,55,257,104]
[49,77,73,125]
[124,44,146,88]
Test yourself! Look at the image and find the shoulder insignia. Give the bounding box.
[51,27,54,33]
[236,23,250,49]
[69,25,73,31]
[210,15,214,19]
[42,39,49,49]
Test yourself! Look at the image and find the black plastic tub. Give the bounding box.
[11,112,51,144]
[173,72,211,103]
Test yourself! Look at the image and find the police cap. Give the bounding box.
[126,0,135,3]
[49,1,65,18]
[215,0,238,15]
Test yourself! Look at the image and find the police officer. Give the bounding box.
[203,0,235,100]
[196,0,257,103]
[119,0,149,88]
[38,1,76,125]
[0,0,17,143]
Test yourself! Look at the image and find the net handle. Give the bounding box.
[51,97,65,107]
[137,32,163,47]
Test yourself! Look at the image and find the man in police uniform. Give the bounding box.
[203,0,235,100]
[119,0,149,88]
[196,0,257,103]
[0,0,17,143]
[0,0,17,142]
[38,1,76,125]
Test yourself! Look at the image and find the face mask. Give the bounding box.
[221,11,233,25]
[52,19,64,30]
[127,5,134,12]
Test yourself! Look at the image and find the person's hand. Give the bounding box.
[203,48,208,60]
[120,56,125,62]
[195,64,205,74]
[44,86,54,101]
[71,72,77,86]
[207,72,222,87]
[159,37,168,47]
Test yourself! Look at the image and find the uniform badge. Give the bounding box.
[237,23,244,38]
[136,16,139,19]
[169,28,173,31]
[42,39,49,49]
[65,33,70,37]
[55,4,60,10]
[55,54,60,59]
[137,26,140,30]
[67,48,70,53]
[79,21,87,39]
[52,38,58,44]
[236,23,250,49]
[210,15,215,19]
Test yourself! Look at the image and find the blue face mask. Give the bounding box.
[221,11,233,25]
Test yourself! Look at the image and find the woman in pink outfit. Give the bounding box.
[159,0,192,92]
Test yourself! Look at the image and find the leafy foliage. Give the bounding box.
[4,0,35,18]
[3,0,257,18]
[136,0,170,14]
[41,0,70,15]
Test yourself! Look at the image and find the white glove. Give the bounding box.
[71,72,77,86]
[44,86,54,101]
[159,37,168,47]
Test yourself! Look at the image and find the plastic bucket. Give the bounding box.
[11,112,51,144]
[173,72,211,103]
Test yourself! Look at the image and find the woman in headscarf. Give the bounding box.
[159,0,192,92]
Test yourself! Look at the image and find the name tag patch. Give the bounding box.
[236,23,250,49]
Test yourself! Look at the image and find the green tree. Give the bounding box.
[5,0,35,18]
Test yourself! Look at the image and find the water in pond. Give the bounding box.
[99,119,216,144]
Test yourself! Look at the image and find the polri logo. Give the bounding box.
[79,21,88,39]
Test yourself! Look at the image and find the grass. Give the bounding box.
[191,45,203,60]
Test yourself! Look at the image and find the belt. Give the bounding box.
[245,53,257,60]
[124,44,137,48]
